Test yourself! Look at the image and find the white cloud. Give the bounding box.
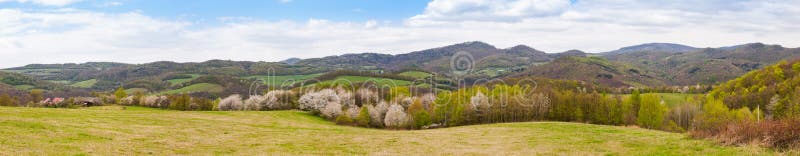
[1,0,800,68]
[96,1,122,7]
[410,0,572,23]
[0,0,82,6]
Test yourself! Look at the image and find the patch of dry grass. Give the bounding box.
[0,106,773,155]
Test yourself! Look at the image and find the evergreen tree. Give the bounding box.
[355,106,371,127]
[114,87,127,104]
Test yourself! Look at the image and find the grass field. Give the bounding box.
[245,73,323,86]
[13,84,34,90]
[69,79,97,88]
[0,106,770,155]
[398,71,432,79]
[166,74,201,85]
[160,83,223,94]
[316,76,413,87]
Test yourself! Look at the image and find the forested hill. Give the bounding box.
[3,41,800,92]
[603,43,800,86]
[709,58,800,118]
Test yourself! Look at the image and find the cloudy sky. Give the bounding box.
[1,0,799,68]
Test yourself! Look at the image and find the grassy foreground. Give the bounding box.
[0,106,771,155]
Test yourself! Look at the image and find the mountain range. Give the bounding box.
[2,41,799,96]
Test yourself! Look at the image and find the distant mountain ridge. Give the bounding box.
[3,41,800,90]
[604,43,698,55]
[602,42,800,86]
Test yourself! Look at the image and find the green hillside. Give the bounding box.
[245,73,323,86]
[69,79,97,88]
[0,106,770,155]
[160,83,224,94]
[315,76,413,87]
[166,74,201,85]
[398,71,432,79]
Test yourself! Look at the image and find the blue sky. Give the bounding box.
[0,0,429,22]
[1,0,799,68]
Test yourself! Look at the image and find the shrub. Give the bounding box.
[263,90,295,110]
[335,113,353,125]
[384,104,409,129]
[298,89,339,113]
[73,97,103,107]
[420,93,436,111]
[346,106,360,119]
[398,97,414,109]
[193,97,214,111]
[114,87,126,104]
[120,96,135,106]
[157,96,169,108]
[356,106,371,127]
[356,88,380,106]
[143,96,160,107]
[693,119,800,150]
[337,89,355,108]
[219,94,243,111]
[367,102,388,127]
[169,94,191,111]
[412,110,432,129]
[244,95,265,111]
[692,97,735,133]
[386,86,410,101]
[321,102,342,119]
[212,98,221,111]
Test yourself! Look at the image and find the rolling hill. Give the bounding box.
[604,43,800,85]
[4,41,800,91]
[511,56,664,87]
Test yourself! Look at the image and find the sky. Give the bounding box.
[1,0,800,68]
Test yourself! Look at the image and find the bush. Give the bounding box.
[356,88,380,106]
[244,95,265,111]
[412,110,432,129]
[120,96,135,106]
[337,88,355,108]
[335,113,354,125]
[321,102,342,119]
[368,101,389,127]
[692,119,800,150]
[263,90,295,110]
[169,94,192,111]
[143,96,160,107]
[384,104,409,129]
[298,89,339,113]
[420,93,436,111]
[192,97,214,111]
[219,94,243,111]
[346,106,360,119]
[356,106,371,127]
